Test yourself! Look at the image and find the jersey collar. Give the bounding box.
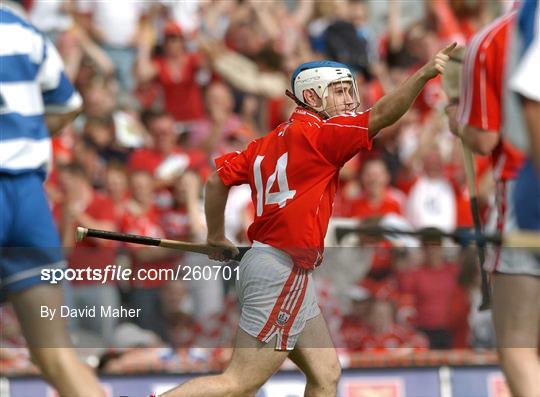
[289,107,324,124]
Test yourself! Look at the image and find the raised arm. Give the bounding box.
[368,42,457,138]
[134,23,158,84]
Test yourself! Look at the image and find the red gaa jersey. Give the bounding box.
[215,107,372,269]
[458,11,525,181]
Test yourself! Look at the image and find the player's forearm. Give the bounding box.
[46,108,81,136]
[460,125,499,156]
[204,172,230,241]
[368,67,429,138]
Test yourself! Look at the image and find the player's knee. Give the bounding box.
[29,347,68,375]
[307,358,341,389]
[220,373,262,397]
[326,359,342,386]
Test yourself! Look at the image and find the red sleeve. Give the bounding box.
[458,21,507,132]
[316,110,373,167]
[214,149,251,187]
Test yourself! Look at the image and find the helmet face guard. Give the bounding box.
[320,77,361,117]
[291,61,361,118]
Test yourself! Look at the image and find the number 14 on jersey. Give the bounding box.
[253,152,296,216]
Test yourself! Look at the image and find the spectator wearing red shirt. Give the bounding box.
[358,298,429,351]
[54,163,120,344]
[135,21,206,123]
[103,162,130,224]
[121,170,180,339]
[128,110,210,207]
[449,248,495,349]
[159,279,197,347]
[340,285,371,351]
[349,158,404,219]
[159,171,205,242]
[397,230,459,349]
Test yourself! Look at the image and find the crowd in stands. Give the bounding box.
[1,0,511,374]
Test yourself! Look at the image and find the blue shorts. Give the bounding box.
[514,159,540,231]
[0,172,65,300]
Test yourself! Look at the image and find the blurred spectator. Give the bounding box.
[160,171,206,242]
[128,110,209,195]
[81,82,117,120]
[80,82,148,151]
[190,81,253,156]
[428,0,494,43]
[199,38,288,99]
[104,163,130,223]
[406,146,457,232]
[358,298,429,351]
[54,163,120,345]
[76,1,149,91]
[160,279,197,347]
[449,248,495,348]
[397,230,459,349]
[355,216,400,281]
[324,0,372,78]
[340,285,371,351]
[349,0,377,62]
[72,138,105,188]
[30,0,74,43]
[83,116,130,163]
[136,20,207,123]
[56,25,115,82]
[55,163,117,247]
[121,170,178,340]
[161,1,202,38]
[349,158,405,219]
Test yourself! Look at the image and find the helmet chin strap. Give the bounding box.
[285,90,330,119]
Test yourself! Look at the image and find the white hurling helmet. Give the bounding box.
[291,60,360,117]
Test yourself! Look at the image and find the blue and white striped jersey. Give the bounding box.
[0,5,82,175]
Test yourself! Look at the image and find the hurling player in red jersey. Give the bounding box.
[161,43,457,397]
[446,8,539,396]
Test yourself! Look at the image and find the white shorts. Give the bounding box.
[236,242,321,351]
[484,180,540,276]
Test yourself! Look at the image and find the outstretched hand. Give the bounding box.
[422,42,458,80]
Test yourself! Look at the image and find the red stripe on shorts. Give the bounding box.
[257,266,299,341]
[281,269,309,350]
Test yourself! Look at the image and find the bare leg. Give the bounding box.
[161,327,289,397]
[288,314,341,397]
[492,274,540,397]
[9,284,105,397]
